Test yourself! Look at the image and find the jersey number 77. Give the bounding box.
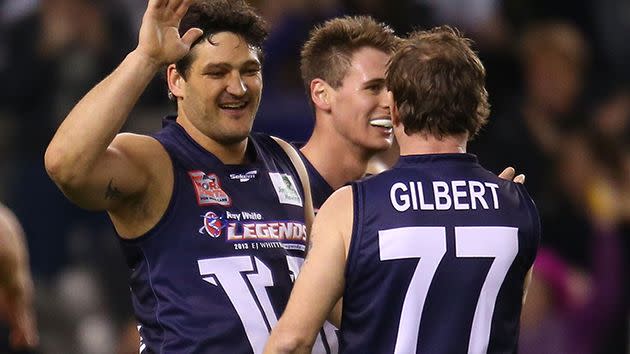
[379,226,518,354]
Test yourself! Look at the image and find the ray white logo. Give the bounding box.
[230,170,258,182]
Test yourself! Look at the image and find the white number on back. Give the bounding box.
[379,226,518,354]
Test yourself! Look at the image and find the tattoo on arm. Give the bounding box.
[105,179,122,200]
[305,232,316,260]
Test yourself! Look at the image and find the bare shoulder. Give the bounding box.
[312,186,354,250]
[111,132,169,160]
[106,133,174,238]
[110,133,172,182]
[320,186,353,211]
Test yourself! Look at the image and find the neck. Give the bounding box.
[301,124,372,190]
[396,130,468,156]
[177,116,248,164]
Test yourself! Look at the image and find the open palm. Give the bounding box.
[136,0,203,66]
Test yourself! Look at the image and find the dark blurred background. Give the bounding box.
[0,0,628,353]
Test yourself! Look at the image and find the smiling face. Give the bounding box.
[328,46,393,153]
[173,32,263,145]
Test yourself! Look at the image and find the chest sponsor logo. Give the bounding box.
[229,170,258,182]
[197,212,306,244]
[199,211,226,238]
[226,221,307,242]
[188,171,231,206]
[268,172,303,207]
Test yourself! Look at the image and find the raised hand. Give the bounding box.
[136,0,204,66]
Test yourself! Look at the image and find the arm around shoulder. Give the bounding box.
[264,186,353,353]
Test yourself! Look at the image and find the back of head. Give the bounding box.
[175,0,268,79]
[386,26,490,138]
[300,16,401,95]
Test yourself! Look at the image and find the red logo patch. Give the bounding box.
[188,171,232,206]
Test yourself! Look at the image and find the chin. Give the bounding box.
[372,139,394,151]
[217,133,250,146]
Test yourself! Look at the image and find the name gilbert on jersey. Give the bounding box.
[390,180,500,211]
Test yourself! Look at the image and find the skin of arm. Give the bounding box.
[264,186,354,354]
[0,204,38,349]
[43,0,202,236]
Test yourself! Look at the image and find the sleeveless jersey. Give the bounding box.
[297,150,334,212]
[342,154,540,354]
[118,117,313,353]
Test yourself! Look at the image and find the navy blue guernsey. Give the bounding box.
[118,117,323,353]
[297,150,334,211]
[342,154,540,354]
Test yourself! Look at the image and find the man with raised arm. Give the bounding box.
[45,1,320,352]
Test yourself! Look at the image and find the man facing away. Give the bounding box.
[45,0,326,353]
[265,26,540,354]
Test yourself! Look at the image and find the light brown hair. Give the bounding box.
[386,26,490,138]
[300,16,401,94]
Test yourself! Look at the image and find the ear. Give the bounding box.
[167,64,185,100]
[310,79,332,111]
[388,91,401,126]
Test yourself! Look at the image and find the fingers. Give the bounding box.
[497,167,526,184]
[166,0,186,13]
[175,0,193,17]
[148,0,167,9]
[498,166,515,181]
[148,0,189,16]
[181,28,204,47]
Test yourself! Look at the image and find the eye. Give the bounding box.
[242,67,261,76]
[366,83,384,93]
[204,70,226,78]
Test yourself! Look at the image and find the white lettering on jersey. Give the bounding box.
[390,180,500,212]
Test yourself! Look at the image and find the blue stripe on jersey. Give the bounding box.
[341,153,540,354]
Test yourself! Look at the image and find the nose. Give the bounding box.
[226,72,247,97]
[378,89,392,111]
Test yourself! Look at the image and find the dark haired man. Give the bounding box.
[45,0,318,352]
